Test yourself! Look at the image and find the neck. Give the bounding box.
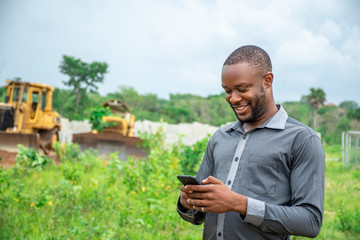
[243,103,278,133]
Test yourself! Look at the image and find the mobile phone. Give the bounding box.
[177,175,201,185]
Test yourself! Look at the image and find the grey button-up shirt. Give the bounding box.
[177,105,325,240]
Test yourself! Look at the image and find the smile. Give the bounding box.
[235,106,247,111]
[232,104,248,110]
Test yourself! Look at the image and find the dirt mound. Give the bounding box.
[0,150,17,168]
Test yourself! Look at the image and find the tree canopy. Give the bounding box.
[59,55,108,115]
[0,78,354,145]
[302,88,326,131]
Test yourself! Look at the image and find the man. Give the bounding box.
[177,45,325,239]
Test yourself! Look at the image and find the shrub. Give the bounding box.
[54,142,82,163]
[179,135,209,176]
[15,144,50,172]
[334,202,360,233]
[61,162,84,184]
[89,106,116,132]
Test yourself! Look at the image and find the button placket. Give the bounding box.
[216,134,249,240]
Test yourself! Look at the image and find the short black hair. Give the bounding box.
[223,45,272,75]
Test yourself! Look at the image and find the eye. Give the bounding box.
[238,88,248,93]
[222,88,231,93]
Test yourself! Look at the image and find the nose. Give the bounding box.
[229,91,241,104]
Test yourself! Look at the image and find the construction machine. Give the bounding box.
[72,100,146,160]
[0,80,61,165]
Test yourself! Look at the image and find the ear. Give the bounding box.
[263,72,273,89]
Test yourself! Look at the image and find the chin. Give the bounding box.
[235,114,249,122]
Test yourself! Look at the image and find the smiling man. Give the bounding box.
[177,45,325,240]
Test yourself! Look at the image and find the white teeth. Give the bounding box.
[235,106,246,110]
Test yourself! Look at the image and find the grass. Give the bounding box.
[0,163,202,239]
[0,143,359,239]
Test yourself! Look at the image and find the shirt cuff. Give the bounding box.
[243,197,265,227]
[177,197,205,225]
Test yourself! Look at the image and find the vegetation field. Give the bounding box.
[0,132,359,239]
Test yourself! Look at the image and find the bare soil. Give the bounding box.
[0,150,17,168]
[0,150,60,169]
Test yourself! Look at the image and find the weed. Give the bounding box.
[1,139,358,239]
[15,144,50,172]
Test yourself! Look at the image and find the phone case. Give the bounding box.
[177,175,200,185]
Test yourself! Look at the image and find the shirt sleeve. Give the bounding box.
[176,197,206,225]
[243,135,325,238]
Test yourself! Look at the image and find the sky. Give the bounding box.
[0,0,359,105]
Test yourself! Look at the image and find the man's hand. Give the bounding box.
[179,185,194,210]
[184,176,247,215]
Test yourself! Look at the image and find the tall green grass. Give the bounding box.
[0,138,359,239]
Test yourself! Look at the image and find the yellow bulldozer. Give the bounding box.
[72,100,146,160]
[0,80,61,165]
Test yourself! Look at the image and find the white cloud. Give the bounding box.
[0,0,359,104]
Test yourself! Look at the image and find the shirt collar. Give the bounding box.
[225,105,288,132]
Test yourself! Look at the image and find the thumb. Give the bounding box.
[202,176,222,185]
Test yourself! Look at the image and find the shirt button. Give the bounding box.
[235,157,239,162]
[227,180,231,185]
[218,232,222,237]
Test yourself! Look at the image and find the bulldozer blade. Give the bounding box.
[0,132,40,167]
[0,131,40,152]
[72,132,146,160]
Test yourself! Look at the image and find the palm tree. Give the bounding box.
[303,88,326,131]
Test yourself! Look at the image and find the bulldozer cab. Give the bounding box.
[29,88,45,123]
[2,80,61,132]
[0,80,61,157]
[101,100,135,137]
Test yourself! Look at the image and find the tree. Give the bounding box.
[302,88,326,131]
[12,77,22,82]
[282,101,312,126]
[0,86,6,102]
[348,108,360,121]
[59,55,108,114]
[339,100,359,112]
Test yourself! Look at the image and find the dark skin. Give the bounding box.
[180,62,278,214]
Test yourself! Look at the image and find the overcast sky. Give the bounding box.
[0,0,359,105]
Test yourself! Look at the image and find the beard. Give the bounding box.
[232,88,266,123]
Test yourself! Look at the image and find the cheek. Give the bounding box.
[225,94,231,102]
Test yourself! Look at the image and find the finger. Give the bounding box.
[188,191,208,199]
[187,198,209,208]
[181,185,193,193]
[180,191,189,199]
[193,206,207,213]
[202,176,223,185]
[180,192,192,210]
[186,185,211,192]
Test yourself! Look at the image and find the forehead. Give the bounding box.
[221,62,259,85]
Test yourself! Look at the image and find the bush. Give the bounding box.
[334,202,360,233]
[179,135,209,176]
[15,144,50,172]
[123,127,181,197]
[89,106,115,132]
[54,142,82,163]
